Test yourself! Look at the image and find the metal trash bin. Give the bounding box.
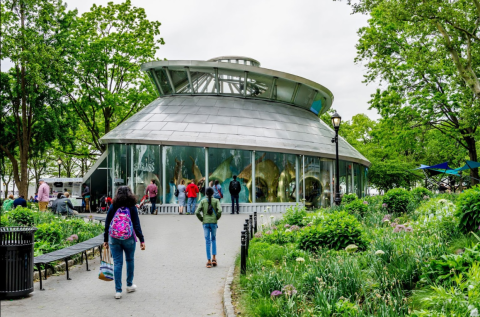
[0,226,37,299]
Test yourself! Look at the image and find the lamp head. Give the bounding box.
[57,158,63,165]
[331,111,342,129]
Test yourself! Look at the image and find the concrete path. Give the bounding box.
[1,213,253,317]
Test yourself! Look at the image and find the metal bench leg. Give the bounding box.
[84,251,90,271]
[44,264,48,280]
[36,264,45,291]
[65,258,72,280]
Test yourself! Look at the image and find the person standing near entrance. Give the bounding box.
[103,186,145,299]
[195,187,222,268]
[186,179,199,215]
[229,175,241,214]
[82,184,91,212]
[177,180,187,215]
[213,180,222,200]
[37,179,50,212]
[146,180,158,215]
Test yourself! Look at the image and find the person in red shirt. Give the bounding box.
[186,179,199,215]
[146,179,158,215]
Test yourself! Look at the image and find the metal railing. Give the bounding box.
[241,212,257,274]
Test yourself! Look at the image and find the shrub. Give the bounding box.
[298,211,367,252]
[344,199,368,214]
[411,187,432,203]
[35,223,63,244]
[456,185,480,234]
[282,204,307,226]
[9,207,35,226]
[341,193,358,205]
[383,188,411,215]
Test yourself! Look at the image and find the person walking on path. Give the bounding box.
[213,180,223,200]
[2,195,15,212]
[186,179,199,215]
[103,186,145,299]
[145,180,158,215]
[82,184,91,212]
[37,179,50,212]
[13,195,27,209]
[195,187,222,268]
[229,175,241,214]
[177,180,187,215]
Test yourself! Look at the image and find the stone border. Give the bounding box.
[223,264,235,317]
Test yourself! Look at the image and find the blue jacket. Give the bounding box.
[13,197,27,209]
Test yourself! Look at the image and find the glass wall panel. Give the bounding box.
[275,78,296,103]
[218,68,244,95]
[164,146,205,204]
[170,70,191,93]
[108,144,128,198]
[300,157,333,208]
[255,152,296,203]
[155,69,173,95]
[131,145,161,203]
[247,72,274,99]
[208,148,251,203]
[338,160,347,196]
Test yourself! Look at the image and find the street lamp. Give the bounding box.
[331,111,342,206]
[57,158,63,178]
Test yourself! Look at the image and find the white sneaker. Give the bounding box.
[126,284,137,293]
[115,292,122,299]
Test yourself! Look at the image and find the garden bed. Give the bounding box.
[1,206,104,258]
[233,187,480,316]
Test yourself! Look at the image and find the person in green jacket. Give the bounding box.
[196,187,222,268]
[2,195,15,212]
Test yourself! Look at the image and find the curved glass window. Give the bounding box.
[164,146,205,204]
[254,152,297,203]
[207,148,251,203]
[131,145,161,203]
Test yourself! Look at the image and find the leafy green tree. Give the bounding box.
[62,0,163,152]
[0,0,76,196]
[341,0,480,184]
[368,160,419,192]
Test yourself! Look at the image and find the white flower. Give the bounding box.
[285,229,291,232]
[470,308,479,317]
[267,207,271,210]
[260,215,264,218]
[270,215,274,219]
[469,285,475,290]
[375,250,385,255]
[296,257,305,263]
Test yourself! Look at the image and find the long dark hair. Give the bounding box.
[112,186,136,209]
[206,187,214,215]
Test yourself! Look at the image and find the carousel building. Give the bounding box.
[83,56,370,213]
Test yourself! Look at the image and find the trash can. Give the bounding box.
[0,226,37,299]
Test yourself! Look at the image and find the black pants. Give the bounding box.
[150,196,157,214]
[231,195,239,213]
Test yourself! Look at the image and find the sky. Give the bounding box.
[2,0,380,121]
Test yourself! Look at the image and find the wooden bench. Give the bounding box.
[34,234,104,290]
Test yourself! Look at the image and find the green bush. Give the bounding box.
[383,188,412,215]
[344,199,368,214]
[411,187,432,203]
[9,207,35,226]
[35,223,63,244]
[341,193,358,205]
[282,204,307,226]
[298,211,367,252]
[456,185,480,234]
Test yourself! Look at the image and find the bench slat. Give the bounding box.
[34,234,104,264]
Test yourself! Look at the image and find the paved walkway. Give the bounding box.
[1,213,251,317]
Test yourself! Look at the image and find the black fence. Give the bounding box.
[240,212,257,274]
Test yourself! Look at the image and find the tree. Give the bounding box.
[342,0,480,184]
[62,0,163,153]
[0,0,76,197]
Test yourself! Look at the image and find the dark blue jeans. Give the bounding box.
[109,236,136,293]
[231,195,239,213]
[150,196,157,214]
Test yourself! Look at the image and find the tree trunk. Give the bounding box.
[465,135,479,186]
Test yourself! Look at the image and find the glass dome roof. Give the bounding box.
[141,57,334,116]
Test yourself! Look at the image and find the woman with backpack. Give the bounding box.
[195,187,222,268]
[103,186,145,299]
[213,180,223,201]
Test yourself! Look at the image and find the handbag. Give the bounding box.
[174,188,179,197]
[98,248,114,282]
